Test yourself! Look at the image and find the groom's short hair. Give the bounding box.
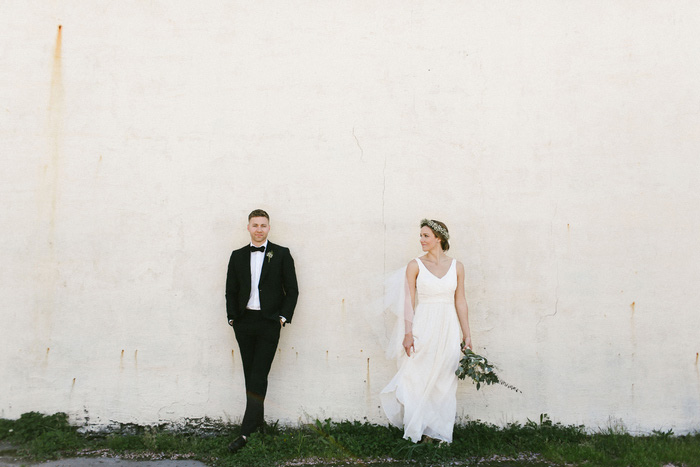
[248,209,269,221]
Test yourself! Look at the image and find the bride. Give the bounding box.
[380,219,472,443]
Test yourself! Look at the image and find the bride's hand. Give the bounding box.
[403,333,414,356]
[461,336,472,351]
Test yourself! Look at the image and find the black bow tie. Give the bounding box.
[249,245,265,253]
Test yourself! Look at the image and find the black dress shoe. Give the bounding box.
[227,435,247,454]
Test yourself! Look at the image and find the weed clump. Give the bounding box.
[0,412,81,458]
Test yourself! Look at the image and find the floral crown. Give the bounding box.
[420,218,449,240]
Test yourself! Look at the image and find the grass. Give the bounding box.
[1,412,699,466]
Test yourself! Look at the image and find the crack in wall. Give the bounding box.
[352,127,364,161]
[537,201,560,328]
[382,154,387,273]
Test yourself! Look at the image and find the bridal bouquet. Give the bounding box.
[456,348,521,393]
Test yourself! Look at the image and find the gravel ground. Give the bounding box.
[0,458,207,467]
[0,454,564,467]
[0,443,208,467]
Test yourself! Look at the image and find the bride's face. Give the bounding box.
[419,226,440,251]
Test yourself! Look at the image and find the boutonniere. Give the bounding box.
[266,251,274,263]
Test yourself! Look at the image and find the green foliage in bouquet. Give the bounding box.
[456,348,521,393]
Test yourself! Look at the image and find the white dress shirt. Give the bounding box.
[246,241,267,310]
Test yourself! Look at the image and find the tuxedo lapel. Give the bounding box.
[240,246,252,290]
[259,242,274,283]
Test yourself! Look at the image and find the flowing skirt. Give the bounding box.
[380,301,462,443]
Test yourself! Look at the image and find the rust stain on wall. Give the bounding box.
[365,357,372,404]
[40,347,50,369]
[35,25,64,340]
[629,302,637,349]
[50,25,63,106]
[366,357,370,386]
[54,26,62,55]
[695,354,699,398]
[48,24,63,219]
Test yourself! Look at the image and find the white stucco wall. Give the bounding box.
[2,1,699,434]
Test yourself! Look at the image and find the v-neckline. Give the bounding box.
[417,258,453,280]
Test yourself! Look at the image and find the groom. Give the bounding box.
[225,209,299,453]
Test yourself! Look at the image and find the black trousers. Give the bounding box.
[233,310,281,436]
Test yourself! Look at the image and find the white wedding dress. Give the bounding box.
[380,258,462,443]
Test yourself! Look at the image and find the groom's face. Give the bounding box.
[247,216,270,246]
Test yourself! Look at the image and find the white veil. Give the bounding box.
[380,266,415,362]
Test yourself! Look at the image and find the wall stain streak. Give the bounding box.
[34,25,64,352]
[695,353,700,400]
[48,24,63,231]
[365,357,372,404]
[629,302,637,352]
[366,357,370,387]
[42,347,50,369]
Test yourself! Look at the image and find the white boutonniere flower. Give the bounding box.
[266,251,274,263]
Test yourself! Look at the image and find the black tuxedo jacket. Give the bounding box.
[225,241,299,324]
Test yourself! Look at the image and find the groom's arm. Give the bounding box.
[225,252,239,325]
[279,248,299,324]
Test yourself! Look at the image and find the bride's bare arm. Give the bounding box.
[455,261,472,349]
